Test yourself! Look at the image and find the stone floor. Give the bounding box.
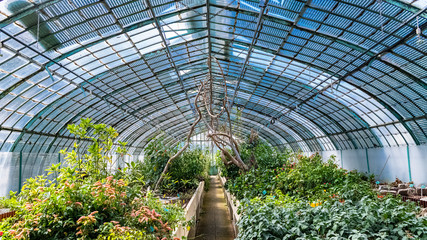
[194,176,235,240]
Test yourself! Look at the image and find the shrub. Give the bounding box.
[237,195,427,240]
[0,119,186,240]
[137,137,174,188]
[161,148,209,193]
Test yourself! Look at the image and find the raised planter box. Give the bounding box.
[219,175,239,237]
[402,195,427,208]
[173,181,204,239]
[0,209,15,221]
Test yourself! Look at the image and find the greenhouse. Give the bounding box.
[0,0,426,239]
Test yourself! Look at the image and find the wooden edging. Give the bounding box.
[173,181,205,239]
[0,210,15,221]
[218,175,240,237]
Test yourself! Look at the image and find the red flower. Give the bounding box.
[377,195,384,199]
[0,231,3,236]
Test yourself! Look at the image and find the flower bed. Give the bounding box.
[0,119,191,239]
[219,153,427,239]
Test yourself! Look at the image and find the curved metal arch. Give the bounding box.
[106,91,323,151]
[211,50,417,145]
[3,1,422,153]
[136,116,291,151]
[11,63,209,153]
[5,26,422,153]
[159,122,284,152]
[210,34,425,102]
[25,0,421,104]
[208,54,419,147]
[8,57,377,154]
[161,118,287,150]
[82,62,352,147]
[114,101,303,151]
[211,2,426,88]
[137,125,277,156]
[8,58,208,152]
[148,117,283,146]
[44,4,207,65]
[124,90,324,148]
[108,66,364,149]
[33,0,423,96]
[11,28,417,150]
[39,66,356,152]
[134,117,283,149]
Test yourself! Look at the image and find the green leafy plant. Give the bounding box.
[0,119,186,240]
[237,195,427,240]
[0,193,18,210]
[226,168,277,200]
[226,152,427,240]
[161,148,209,194]
[138,137,175,188]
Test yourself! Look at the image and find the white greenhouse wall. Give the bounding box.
[0,152,141,197]
[409,145,427,184]
[305,144,427,185]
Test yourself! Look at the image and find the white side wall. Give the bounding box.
[304,144,427,185]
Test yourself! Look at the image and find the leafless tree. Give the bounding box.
[154,57,249,191]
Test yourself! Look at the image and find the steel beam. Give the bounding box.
[229,0,270,108]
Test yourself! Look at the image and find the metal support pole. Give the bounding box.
[407,145,412,182]
[340,149,343,168]
[365,148,370,173]
[18,151,22,194]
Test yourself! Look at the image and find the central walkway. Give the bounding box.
[194,176,235,240]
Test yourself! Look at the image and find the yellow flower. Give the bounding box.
[324,189,326,192]
[310,201,322,207]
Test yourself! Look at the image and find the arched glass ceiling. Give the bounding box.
[0,0,426,155]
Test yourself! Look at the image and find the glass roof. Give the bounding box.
[0,0,426,155]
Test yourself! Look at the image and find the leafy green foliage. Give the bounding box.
[239,140,290,170]
[0,193,18,210]
[161,148,209,194]
[226,168,277,200]
[230,153,427,239]
[275,153,375,202]
[0,119,186,240]
[65,118,124,180]
[237,196,427,240]
[226,153,375,202]
[217,139,289,180]
[216,151,241,180]
[136,137,174,188]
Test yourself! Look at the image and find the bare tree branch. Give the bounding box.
[154,82,204,191]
